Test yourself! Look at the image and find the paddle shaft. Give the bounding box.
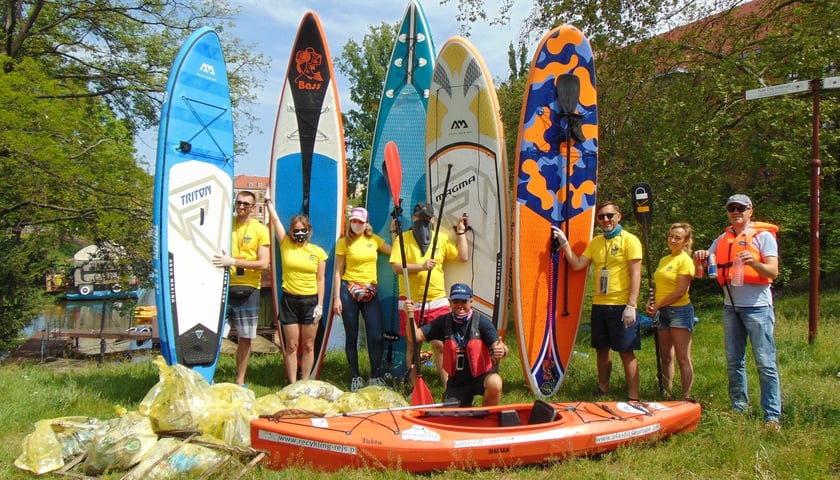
[418,163,453,317]
[556,74,580,317]
[631,183,664,395]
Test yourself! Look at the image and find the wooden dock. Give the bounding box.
[4,325,278,364]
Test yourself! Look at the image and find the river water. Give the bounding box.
[27,288,347,352]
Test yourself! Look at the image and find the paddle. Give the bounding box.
[383,141,433,406]
[630,183,664,396]
[381,142,402,370]
[556,74,581,316]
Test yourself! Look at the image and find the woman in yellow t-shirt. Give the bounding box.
[333,207,391,391]
[266,198,327,384]
[646,223,697,399]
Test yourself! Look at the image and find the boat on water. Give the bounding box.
[251,399,701,473]
[47,244,142,301]
[64,287,141,301]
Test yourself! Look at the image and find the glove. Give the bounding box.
[212,251,235,268]
[313,304,323,322]
[622,305,637,328]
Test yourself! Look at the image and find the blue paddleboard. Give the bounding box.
[366,0,436,380]
[270,11,345,380]
[153,27,234,383]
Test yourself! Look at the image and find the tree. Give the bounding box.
[0,1,268,352]
[335,22,399,203]
[450,0,839,290]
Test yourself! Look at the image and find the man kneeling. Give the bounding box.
[407,283,509,406]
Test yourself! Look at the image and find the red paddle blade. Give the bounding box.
[383,141,403,205]
[411,377,434,406]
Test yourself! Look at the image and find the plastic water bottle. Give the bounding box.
[707,253,718,279]
[731,256,744,286]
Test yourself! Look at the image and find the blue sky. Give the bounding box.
[139,0,529,176]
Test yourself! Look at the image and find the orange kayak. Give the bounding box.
[251,399,701,472]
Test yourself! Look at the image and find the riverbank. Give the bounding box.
[1,290,839,478]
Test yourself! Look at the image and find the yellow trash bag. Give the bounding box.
[83,411,158,475]
[14,416,100,475]
[139,356,210,432]
[198,383,256,448]
[122,437,231,480]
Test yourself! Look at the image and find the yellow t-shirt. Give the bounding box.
[582,231,643,305]
[389,231,458,302]
[230,218,270,288]
[653,251,695,307]
[336,233,386,283]
[280,237,328,296]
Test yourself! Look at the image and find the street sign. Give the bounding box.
[822,76,840,90]
[744,80,811,100]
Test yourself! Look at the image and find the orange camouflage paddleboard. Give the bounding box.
[513,25,598,397]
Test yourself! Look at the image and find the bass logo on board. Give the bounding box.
[294,46,324,91]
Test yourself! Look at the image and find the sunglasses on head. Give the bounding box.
[235,201,253,208]
[597,212,616,220]
[726,204,748,213]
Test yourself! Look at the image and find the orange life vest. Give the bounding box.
[714,221,779,286]
[442,313,493,378]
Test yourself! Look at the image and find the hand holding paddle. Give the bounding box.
[383,140,433,406]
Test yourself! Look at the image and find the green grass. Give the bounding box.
[2,289,840,478]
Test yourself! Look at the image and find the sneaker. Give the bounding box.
[368,377,388,387]
[765,420,782,433]
[350,376,365,392]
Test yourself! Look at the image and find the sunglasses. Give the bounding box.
[597,213,617,220]
[235,201,254,208]
[292,228,308,234]
[726,204,748,213]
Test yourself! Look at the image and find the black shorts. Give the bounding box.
[443,370,497,407]
[590,304,641,352]
[279,291,319,326]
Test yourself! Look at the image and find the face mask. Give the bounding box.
[350,222,365,235]
[453,310,471,324]
[413,219,432,255]
[292,231,309,243]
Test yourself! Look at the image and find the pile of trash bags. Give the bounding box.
[14,356,408,477]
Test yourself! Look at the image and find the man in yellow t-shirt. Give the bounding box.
[213,191,270,386]
[553,201,643,401]
[390,202,469,386]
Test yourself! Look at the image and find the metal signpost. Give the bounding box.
[745,77,840,343]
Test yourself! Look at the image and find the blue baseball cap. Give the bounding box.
[449,283,473,301]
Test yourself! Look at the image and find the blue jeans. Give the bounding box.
[340,281,385,378]
[723,305,782,422]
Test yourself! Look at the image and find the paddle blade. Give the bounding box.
[383,141,403,205]
[411,377,435,406]
[630,183,653,225]
[556,74,580,115]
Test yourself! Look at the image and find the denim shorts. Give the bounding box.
[657,304,695,332]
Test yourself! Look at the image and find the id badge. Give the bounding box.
[598,269,610,295]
